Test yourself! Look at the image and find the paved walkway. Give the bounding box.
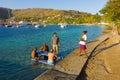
[35,34,109,80]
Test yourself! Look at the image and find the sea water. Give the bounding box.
[0,25,103,80]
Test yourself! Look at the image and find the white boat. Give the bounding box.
[17,21,31,27]
[60,24,65,29]
[5,24,12,27]
[34,24,44,28]
[58,23,67,29]
[19,21,24,24]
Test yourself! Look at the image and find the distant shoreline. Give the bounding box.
[0,22,108,27]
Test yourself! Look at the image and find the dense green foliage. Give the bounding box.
[100,0,120,23]
[0,7,12,19]
[100,0,120,34]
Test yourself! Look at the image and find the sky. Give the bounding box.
[0,0,108,14]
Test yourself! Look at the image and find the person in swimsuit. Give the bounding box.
[39,43,49,60]
[31,47,40,60]
[47,49,57,65]
[40,43,49,52]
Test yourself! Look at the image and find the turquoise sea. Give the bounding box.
[0,25,103,80]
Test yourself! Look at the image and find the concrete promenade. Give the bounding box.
[35,34,109,80]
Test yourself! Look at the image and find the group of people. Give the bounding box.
[31,32,60,65]
[31,30,88,65]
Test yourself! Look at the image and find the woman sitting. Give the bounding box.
[40,43,49,52]
[40,43,49,60]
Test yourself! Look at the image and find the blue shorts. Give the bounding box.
[47,61,54,65]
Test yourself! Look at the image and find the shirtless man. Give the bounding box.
[48,49,57,65]
[31,47,40,60]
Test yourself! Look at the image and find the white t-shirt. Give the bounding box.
[79,34,87,45]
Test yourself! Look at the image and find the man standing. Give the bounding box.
[51,32,60,54]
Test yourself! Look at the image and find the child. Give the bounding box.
[78,31,88,57]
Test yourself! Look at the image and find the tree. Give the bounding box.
[93,13,101,23]
[100,0,120,22]
[100,0,120,43]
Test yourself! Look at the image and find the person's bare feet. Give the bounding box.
[77,53,83,56]
[80,54,83,56]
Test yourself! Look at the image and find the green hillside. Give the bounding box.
[0,8,101,24]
